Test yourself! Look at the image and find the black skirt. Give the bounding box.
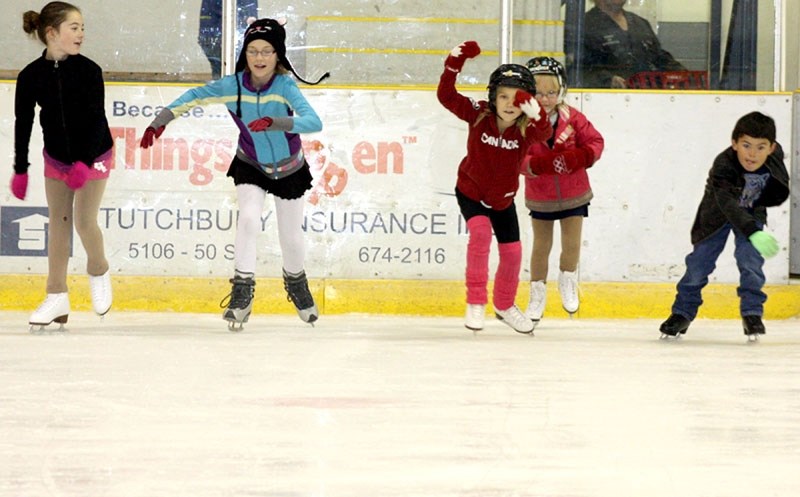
[226,156,313,200]
[529,203,589,220]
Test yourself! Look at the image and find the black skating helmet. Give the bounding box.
[487,63,536,112]
[526,56,567,100]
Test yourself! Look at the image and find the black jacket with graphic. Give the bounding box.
[14,51,113,173]
[582,7,685,88]
[690,144,789,245]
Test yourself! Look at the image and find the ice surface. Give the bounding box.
[1,311,799,497]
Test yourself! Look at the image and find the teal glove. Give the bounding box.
[748,231,779,258]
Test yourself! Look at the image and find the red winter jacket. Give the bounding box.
[522,105,604,213]
[437,68,552,210]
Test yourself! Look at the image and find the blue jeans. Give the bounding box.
[671,223,766,320]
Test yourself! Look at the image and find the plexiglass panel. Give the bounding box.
[0,0,779,90]
[565,0,776,91]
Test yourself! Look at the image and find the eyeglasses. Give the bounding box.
[246,49,276,58]
[535,90,559,99]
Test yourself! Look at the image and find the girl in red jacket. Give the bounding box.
[438,41,552,334]
[521,57,604,325]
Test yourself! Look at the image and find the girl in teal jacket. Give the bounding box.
[141,18,329,330]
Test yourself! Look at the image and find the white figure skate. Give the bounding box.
[525,280,546,324]
[89,270,112,316]
[558,270,580,316]
[29,293,70,332]
[495,305,535,334]
[465,303,485,331]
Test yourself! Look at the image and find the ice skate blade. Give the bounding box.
[223,307,250,332]
[29,322,67,334]
[507,327,534,335]
[224,314,248,332]
[659,333,683,340]
[746,334,760,343]
[28,314,68,333]
[227,320,245,332]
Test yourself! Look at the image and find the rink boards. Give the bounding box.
[0,83,798,318]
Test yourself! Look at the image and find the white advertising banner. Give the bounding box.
[0,84,793,283]
[1,84,475,280]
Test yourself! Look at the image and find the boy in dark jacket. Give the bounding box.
[660,112,790,341]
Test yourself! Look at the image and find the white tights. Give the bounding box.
[233,183,306,276]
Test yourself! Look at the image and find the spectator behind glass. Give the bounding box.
[199,0,258,79]
[582,0,684,88]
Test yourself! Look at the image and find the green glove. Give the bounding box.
[748,231,779,258]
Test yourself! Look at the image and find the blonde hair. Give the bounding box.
[23,2,80,45]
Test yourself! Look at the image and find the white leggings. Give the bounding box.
[233,183,306,276]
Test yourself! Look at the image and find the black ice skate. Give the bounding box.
[742,315,765,342]
[220,274,255,331]
[659,313,690,339]
[283,269,318,324]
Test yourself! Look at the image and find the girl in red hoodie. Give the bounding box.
[521,57,604,326]
[437,41,552,334]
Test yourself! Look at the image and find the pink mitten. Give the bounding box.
[65,161,91,190]
[10,173,28,200]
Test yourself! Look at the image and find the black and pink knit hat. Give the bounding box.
[234,18,329,85]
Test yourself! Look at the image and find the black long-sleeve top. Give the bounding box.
[14,51,113,174]
[582,7,685,88]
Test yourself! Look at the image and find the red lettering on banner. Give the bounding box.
[108,127,137,170]
[305,139,349,205]
[163,139,190,171]
[110,126,232,186]
[109,127,408,192]
[190,140,214,184]
[352,141,404,174]
[214,140,233,172]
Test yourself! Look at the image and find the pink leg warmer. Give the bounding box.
[465,216,492,304]
[493,241,522,310]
